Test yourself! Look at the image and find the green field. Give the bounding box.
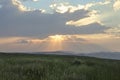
[0,53,120,80]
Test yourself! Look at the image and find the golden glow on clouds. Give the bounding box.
[74,34,114,40]
[66,16,98,26]
[113,0,120,11]
[63,1,111,27]
[45,35,66,51]
[66,10,102,27]
[12,0,28,11]
[0,34,117,44]
[0,37,44,45]
[105,25,120,37]
[0,34,120,52]
[0,37,20,44]
[49,35,65,41]
[1,0,119,52]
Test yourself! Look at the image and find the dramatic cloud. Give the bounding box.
[0,0,107,38]
[0,34,119,52]
[0,0,120,53]
[66,10,102,27]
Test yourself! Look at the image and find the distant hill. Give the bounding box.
[83,52,120,60]
[0,52,120,80]
[0,51,120,60]
[32,51,120,60]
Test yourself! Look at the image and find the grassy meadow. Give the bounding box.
[0,53,120,80]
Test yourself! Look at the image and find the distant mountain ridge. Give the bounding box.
[31,51,120,60]
[0,51,120,60]
[84,52,120,60]
[33,51,120,60]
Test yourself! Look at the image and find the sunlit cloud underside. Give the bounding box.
[0,0,120,52]
[0,34,119,52]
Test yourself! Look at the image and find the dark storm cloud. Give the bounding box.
[0,0,108,38]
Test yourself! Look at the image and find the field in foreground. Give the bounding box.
[0,53,120,80]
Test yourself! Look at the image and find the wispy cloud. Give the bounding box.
[12,0,46,13]
[12,0,28,11]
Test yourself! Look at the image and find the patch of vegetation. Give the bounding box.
[0,53,120,80]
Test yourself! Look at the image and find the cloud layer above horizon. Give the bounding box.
[0,0,120,53]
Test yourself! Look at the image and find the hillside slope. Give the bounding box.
[0,53,120,80]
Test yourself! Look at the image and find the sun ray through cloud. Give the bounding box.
[45,35,65,51]
[0,0,120,52]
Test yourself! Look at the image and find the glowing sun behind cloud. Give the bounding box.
[49,35,64,41]
[46,35,65,51]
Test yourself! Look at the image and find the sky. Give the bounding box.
[0,0,120,53]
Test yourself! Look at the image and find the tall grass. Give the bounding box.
[0,53,120,80]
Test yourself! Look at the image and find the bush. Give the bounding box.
[72,59,83,65]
